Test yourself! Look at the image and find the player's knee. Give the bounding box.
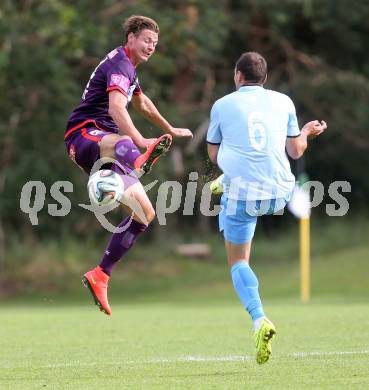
[117,135,133,143]
[99,134,132,157]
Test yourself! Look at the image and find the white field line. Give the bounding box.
[144,355,254,363]
[1,350,368,369]
[144,350,369,364]
[291,350,369,357]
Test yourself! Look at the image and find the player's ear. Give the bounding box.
[127,32,136,43]
[234,70,242,85]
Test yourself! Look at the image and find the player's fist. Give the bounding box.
[302,120,327,139]
[169,127,193,138]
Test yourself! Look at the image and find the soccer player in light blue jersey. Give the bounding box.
[207,52,327,364]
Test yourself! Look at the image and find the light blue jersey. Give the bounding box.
[207,86,300,201]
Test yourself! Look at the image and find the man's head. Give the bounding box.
[123,15,160,66]
[234,52,267,89]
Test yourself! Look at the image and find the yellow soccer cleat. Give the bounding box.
[254,318,276,364]
[210,174,224,195]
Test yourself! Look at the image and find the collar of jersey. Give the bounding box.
[123,46,136,67]
[238,85,263,91]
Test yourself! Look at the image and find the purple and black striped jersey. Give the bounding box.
[65,46,141,139]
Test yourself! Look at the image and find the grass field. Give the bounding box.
[1,218,369,389]
[1,301,369,389]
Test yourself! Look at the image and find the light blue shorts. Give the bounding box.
[219,193,291,244]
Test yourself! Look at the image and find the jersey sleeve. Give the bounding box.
[207,103,222,144]
[106,62,133,97]
[286,97,300,137]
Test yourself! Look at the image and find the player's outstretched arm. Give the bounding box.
[132,93,193,138]
[109,91,155,148]
[286,120,327,159]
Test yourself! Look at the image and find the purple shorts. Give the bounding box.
[65,127,139,189]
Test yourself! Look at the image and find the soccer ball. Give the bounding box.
[87,169,124,206]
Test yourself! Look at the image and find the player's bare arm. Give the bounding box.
[108,90,154,148]
[207,143,220,164]
[132,93,193,138]
[286,120,327,160]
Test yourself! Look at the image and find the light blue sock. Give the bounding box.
[231,261,265,321]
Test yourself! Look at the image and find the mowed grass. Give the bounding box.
[0,301,369,389]
[1,218,369,388]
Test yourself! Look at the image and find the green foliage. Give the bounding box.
[2,216,368,298]
[1,0,369,249]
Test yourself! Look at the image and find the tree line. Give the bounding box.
[1,0,368,256]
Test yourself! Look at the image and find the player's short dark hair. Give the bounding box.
[123,15,160,42]
[235,52,267,84]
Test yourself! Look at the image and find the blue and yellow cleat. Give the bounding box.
[209,174,224,195]
[254,318,276,364]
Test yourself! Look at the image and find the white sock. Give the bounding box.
[253,316,267,332]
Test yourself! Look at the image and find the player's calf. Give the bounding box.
[134,134,172,174]
[113,134,172,175]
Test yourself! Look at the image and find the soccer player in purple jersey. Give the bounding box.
[64,15,192,315]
